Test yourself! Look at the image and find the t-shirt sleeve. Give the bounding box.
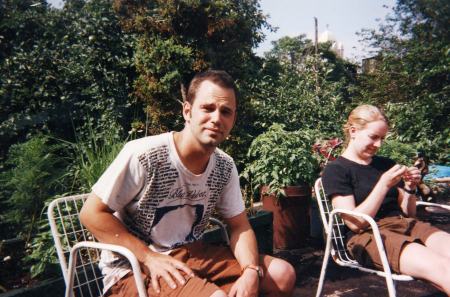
[215,164,245,219]
[92,142,145,212]
[322,162,353,198]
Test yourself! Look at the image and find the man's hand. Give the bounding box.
[228,268,259,297]
[143,252,194,294]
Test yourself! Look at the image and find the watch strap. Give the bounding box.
[403,187,417,195]
[241,264,264,278]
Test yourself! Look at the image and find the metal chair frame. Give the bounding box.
[48,194,230,297]
[314,178,450,297]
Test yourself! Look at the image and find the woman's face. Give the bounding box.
[350,120,388,160]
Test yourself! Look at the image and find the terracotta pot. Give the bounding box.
[261,185,311,249]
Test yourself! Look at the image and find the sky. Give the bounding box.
[47,0,395,62]
[256,0,395,62]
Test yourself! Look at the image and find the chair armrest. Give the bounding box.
[208,217,230,245]
[65,241,147,297]
[327,209,394,283]
[416,201,450,212]
[330,208,379,232]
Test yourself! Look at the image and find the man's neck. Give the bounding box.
[173,130,215,175]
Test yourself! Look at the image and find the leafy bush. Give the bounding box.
[0,135,68,280]
[242,123,319,199]
[67,125,126,192]
[0,136,67,241]
[0,0,137,162]
[377,138,417,165]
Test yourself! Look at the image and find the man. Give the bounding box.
[80,70,296,297]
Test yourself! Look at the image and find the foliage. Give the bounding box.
[249,35,355,135]
[356,0,449,163]
[0,136,67,242]
[24,217,60,278]
[377,138,418,165]
[113,0,272,135]
[242,124,320,199]
[0,0,137,161]
[66,125,126,192]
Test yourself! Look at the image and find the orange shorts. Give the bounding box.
[347,216,440,273]
[107,241,242,297]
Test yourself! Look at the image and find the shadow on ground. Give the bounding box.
[274,202,450,297]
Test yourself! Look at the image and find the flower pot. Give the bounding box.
[261,185,311,249]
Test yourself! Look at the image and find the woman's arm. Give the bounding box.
[332,164,407,232]
[397,166,421,217]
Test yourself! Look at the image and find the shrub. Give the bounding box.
[242,123,320,199]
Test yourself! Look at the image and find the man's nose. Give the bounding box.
[210,110,221,124]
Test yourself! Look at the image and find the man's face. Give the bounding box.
[183,80,236,149]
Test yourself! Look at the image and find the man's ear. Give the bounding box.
[182,101,191,122]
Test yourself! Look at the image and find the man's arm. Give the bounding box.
[79,193,194,293]
[224,211,260,297]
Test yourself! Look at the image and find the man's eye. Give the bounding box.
[222,109,232,116]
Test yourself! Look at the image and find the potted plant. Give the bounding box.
[242,123,320,249]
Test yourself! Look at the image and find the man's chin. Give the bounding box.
[202,137,223,147]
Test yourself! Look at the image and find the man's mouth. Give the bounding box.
[205,128,222,134]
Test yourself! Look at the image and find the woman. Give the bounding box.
[322,104,450,295]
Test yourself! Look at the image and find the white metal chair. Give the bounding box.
[314,178,450,297]
[48,194,230,297]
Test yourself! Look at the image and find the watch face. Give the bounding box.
[243,265,263,278]
[256,266,263,278]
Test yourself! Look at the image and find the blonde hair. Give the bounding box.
[343,105,389,146]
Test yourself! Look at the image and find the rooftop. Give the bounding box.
[275,203,450,296]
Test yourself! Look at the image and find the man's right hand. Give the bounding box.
[143,252,195,294]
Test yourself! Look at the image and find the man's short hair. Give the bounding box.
[186,70,238,107]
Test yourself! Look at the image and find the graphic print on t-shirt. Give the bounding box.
[151,203,204,248]
[125,143,234,251]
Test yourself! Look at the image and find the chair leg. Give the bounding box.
[65,248,78,297]
[315,231,334,297]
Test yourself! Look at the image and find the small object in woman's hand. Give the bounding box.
[402,168,413,182]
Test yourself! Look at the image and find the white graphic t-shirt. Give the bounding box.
[91,132,244,293]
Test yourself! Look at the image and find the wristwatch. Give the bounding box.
[241,264,264,278]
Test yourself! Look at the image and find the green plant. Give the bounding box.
[0,135,68,281]
[24,214,60,279]
[242,123,319,199]
[19,127,127,279]
[377,138,417,165]
[0,135,67,242]
[66,124,127,193]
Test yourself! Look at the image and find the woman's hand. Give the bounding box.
[379,164,407,189]
[402,166,421,191]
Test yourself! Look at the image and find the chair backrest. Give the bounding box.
[48,194,104,297]
[314,178,357,264]
[48,195,232,297]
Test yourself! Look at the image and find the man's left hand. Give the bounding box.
[228,268,259,297]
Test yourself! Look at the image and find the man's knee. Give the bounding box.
[264,258,296,294]
[209,290,227,297]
